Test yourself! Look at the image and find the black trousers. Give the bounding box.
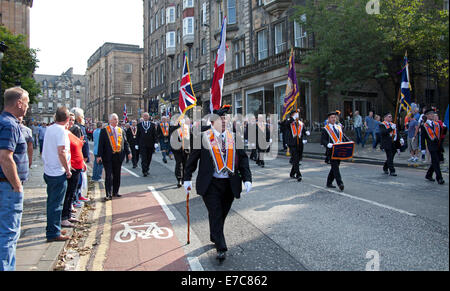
[383,149,396,173]
[140,146,153,174]
[104,154,122,196]
[327,159,343,186]
[130,144,140,167]
[427,150,443,181]
[289,145,303,177]
[202,178,234,252]
[61,169,81,220]
[173,150,188,181]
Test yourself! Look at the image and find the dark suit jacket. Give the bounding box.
[283,118,307,148]
[184,130,252,199]
[97,126,131,163]
[421,123,442,152]
[321,125,350,158]
[126,127,139,147]
[136,121,157,150]
[379,123,400,151]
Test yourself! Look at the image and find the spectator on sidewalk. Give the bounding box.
[362,111,377,149]
[92,121,104,182]
[353,111,363,145]
[18,117,34,168]
[61,113,85,228]
[31,122,39,149]
[42,107,72,243]
[38,123,47,155]
[374,115,382,150]
[0,87,30,271]
[434,112,447,162]
[407,113,419,162]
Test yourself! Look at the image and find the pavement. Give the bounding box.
[13,138,449,271]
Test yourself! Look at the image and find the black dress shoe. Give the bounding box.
[384,170,389,175]
[426,176,436,182]
[113,193,122,197]
[216,251,226,262]
[438,179,445,185]
[290,174,296,179]
[338,184,344,191]
[177,180,182,188]
[132,165,137,169]
[297,176,302,182]
[327,184,337,189]
[105,195,112,201]
[389,173,397,177]
[143,172,148,177]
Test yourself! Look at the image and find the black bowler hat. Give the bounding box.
[384,112,392,118]
[424,109,436,115]
[213,104,232,117]
[327,111,338,117]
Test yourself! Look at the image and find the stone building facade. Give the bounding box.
[0,0,32,46]
[143,0,448,127]
[31,68,87,123]
[85,43,143,123]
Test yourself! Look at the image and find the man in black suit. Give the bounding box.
[321,112,350,191]
[379,113,404,176]
[421,109,445,184]
[136,112,157,177]
[282,110,310,182]
[184,105,252,262]
[126,120,139,168]
[170,117,192,188]
[97,113,131,200]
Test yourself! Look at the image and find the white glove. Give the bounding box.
[421,150,426,155]
[303,140,307,145]
[397,149,401,154]
[244,181,252,193]
[306,131,311,136]
[269,139,273,143]
[327,143,333,149]
[183,181,192,194]
[400,138,405,146]
[392,124,396,129]
[135,145,139,150]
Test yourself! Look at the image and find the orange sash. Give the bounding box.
[160,123,169,137]
[106,125,123,153]
[424,122,440,140]
[291,121,304,137]
[382,121,397,140]
[324,124,343,144]
[205,129,235,174]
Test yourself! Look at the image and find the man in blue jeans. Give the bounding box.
[362,111,377,149]
[42,107,72,242]
[92,121,104,181]
[0,87,30,271]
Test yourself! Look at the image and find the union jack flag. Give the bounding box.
[179,52,197,116]
[123,104,128,123]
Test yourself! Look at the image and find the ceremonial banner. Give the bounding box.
[399,53,412,114]
[331,141,355,160]
[282,48,300,120]
[210,17,227,113]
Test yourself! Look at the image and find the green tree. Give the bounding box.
[0,26,40,105]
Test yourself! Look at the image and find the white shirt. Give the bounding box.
[211,127,229,179]
[42,124,71,177]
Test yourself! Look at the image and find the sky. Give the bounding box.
[30,0,143,76]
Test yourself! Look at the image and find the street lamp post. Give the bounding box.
[0,41,9,112]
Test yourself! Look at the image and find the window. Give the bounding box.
[177,53,181,68]
[201,38,206,55]
[177,29,181,44]
[155,67,159,86]
[48,89,53,97]
[48,102,53,110]
[160,8,165,26]
[202,2,207,25]
[257,30,268,60]
[235,92,242,114]
[155,40,159,57]
[76,99,81,108]
[125,64,133,73]
[183,17,194,35]
[177,4,180,18]
[184,0,194,9]
[167,7,175,23]
[161,36,165,55]
[124,82,132,94]
[227,0,236,24]
[57,90,62,99]
[150,17,153,34]
[160,64,164,84]
[167,32,176,48]
[150,71,153,88]
[155,11,159,30]
[38,102,43,109]
[201,68,207,81]
[65,90,70,99]
[234,42,240,69]
[274,22,286,54]
[294,18,308,48]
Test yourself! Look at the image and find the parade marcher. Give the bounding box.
[126,120,140,169]
[421,109,445,184]
[183,105,252,262]
[136,112,157,177]
[433,112,447,163]
[97,114,131,200]
[284,110,310,182]
[255,115,271,168]
[170,117,192,188]
[321,112,350,191]
[157,116,172,163]
[380,113,404,176]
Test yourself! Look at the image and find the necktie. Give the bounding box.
[333,125,339,137]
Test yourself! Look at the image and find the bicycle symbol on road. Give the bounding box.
[114,222,174,243]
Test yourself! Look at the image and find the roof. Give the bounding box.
[87,42,143,69]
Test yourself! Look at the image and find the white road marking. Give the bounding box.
[122,166,140,178]
[148,186,176,221]
[310,184,417,217]
[187,257,204,271]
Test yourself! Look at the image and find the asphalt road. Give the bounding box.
[114,151,449,271]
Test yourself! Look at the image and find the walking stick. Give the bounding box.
[186,189,190,245]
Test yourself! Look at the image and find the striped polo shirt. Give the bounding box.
[0,111,29,181]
